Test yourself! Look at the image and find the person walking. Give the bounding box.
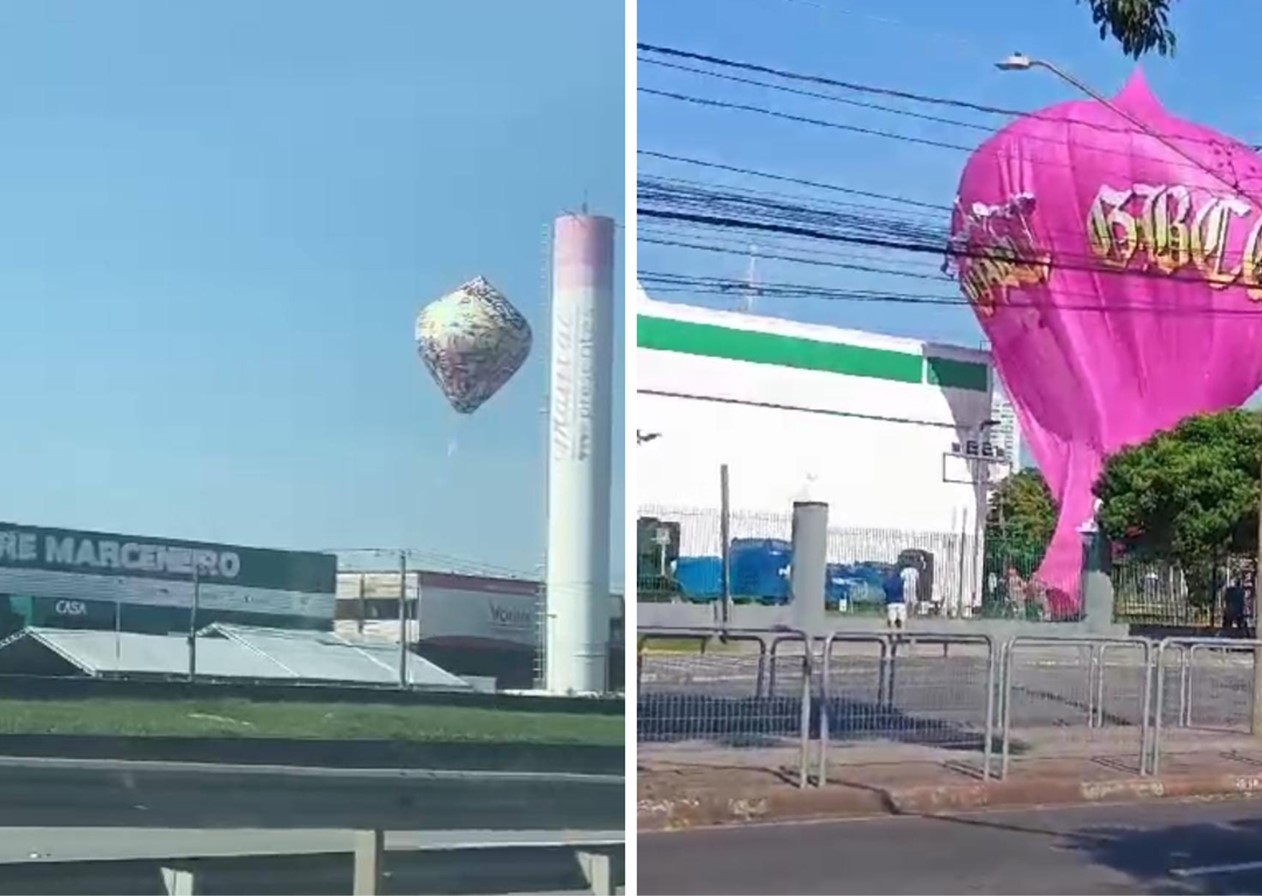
[885,567,908,629]
[899,562,920,618]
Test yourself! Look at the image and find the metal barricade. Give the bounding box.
[816,631,996,786]
[636,626,814,789]
[1000,635,1153,779]
[1151,637,1262,775]
[636,628,769,697]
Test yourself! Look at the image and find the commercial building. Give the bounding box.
[0,522,336,637]
[991,387,1022,480]
[335,569,624,690]
[636,289,998,610]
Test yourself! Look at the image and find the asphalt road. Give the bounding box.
[0,757,624,832]
[639,796,1262,895]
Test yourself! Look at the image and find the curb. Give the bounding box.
[638,771,1262,831]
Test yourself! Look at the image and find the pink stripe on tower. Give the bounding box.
[553,214,614,293]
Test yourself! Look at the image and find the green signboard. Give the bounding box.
[0,522,336,628]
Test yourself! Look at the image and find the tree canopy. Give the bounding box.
[1082,0,1178,58]
[1094,410,1261,578]
[986,467,1056,572]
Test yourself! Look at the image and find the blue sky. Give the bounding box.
[638,0,1257,354]
[0,0,623,579]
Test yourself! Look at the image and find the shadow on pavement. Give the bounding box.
[923,809,1262,894]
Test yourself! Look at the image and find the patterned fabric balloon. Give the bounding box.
[948,70,1262,613]
[415,276,532,414]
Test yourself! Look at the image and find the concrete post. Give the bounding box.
[162,865,198,896]
[577,849,614,895]
[1080,527,1116,634]
[790,501,828,638]
[353,829,385,896]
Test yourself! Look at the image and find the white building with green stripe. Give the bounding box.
[637,290,995,610]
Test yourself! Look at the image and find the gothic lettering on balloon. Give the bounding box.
[1085,184,1262,297]
[1087,186,1138,268]
[1191,196,1249,287]
[1241,217,1262,298]
[948,193,1052,318]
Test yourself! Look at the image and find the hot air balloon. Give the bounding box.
[415,276,533,414]
[947,70,1262,614]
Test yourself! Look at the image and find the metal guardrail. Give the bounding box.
[1150,636,1262,775]
[636,628,1262,789]
[32,830,625,896]
[636,625,814,788]
[815,631,997,785]
[1000,635,1154,778]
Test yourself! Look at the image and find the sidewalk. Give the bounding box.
[639,733,1262,831]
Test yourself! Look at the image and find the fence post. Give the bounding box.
[798,639,812,790]
[720,464,732,630]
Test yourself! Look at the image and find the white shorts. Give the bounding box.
[886,602,907,626]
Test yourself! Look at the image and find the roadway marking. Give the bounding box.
[1171,859,1262,878]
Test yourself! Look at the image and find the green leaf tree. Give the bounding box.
[1094,410,1262,602]
[1081,0,1178,58]
[986,467,1056,572]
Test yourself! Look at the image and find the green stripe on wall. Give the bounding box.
[924,356,989,392]
[637,315,988,391]
[637,316,921,383]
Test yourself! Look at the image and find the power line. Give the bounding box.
[641,85,1261,186]
[640,56,998,134]
[638,203,1262,292]
[640,229,1262,309]
[638,42,1262,150]
[641,86,977,152]
[639,271,1262,316]
[637,150,951,211]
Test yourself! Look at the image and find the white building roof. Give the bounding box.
[2,624,472,690]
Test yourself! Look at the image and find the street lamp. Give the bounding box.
[993,52,1220,191]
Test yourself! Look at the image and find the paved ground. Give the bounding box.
[639,795,1262,894]
[0,758,623,831]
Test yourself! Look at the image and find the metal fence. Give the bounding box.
[638,505,990,617]
[1000,636,1153,778]
[818,632,997,784]
[1151,637,1262,774]
[636,627,813,787]
[638,628,1262,789]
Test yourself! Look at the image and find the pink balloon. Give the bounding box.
[949,70,1262,615]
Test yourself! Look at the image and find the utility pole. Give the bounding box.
[188,558,201,683]
[1253,437,1262,734]
[398,550,409,689]
[719,464,732,631]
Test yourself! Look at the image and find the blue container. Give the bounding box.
[673,556,723,601]
[729,538,792,605]
[825,563,852,610]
